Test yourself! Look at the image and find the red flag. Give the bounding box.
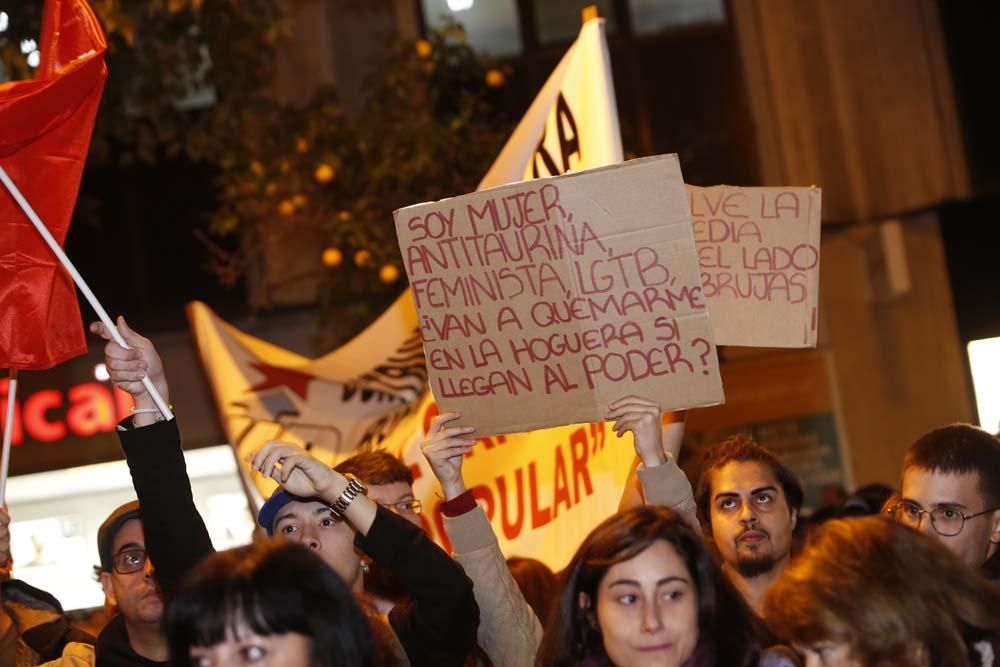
[0,0,107,370]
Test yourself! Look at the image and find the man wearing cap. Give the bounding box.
[89,318,214,666]
[93,501,174,665]
[252,444,480,666]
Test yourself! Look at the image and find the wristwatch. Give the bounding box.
[331,473,368,518]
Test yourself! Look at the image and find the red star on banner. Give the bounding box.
[248,363,315,400]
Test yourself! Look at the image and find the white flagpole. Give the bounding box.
[0,165,173,421]
[1,369,17,505]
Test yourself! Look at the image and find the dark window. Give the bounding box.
[629,0,725,36]
[534,0,617,44]
[420,0,523,56]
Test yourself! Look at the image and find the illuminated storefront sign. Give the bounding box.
[1,378,135,446]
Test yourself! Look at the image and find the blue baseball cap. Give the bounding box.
[257,490,332,536]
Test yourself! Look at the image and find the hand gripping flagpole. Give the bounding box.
[0,165,174,422]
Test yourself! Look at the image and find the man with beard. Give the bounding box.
[695,434,802,614]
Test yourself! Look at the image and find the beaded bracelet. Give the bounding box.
[131,405,172,424]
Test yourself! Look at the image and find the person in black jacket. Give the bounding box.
[90,318,213,667]
[92,316,479,666]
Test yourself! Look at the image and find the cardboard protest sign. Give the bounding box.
[395,155,724,435]
[688,185,822,347]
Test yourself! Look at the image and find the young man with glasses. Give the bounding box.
[95,500,182,664]
[889,424,1000,579]
[335,451,424,530]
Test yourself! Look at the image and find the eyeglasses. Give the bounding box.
[378,500,422,515]
[888,501,999,537]
[113,547,148,575]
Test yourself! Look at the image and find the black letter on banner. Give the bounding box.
[530,92,580,178]
[555,93,580,173]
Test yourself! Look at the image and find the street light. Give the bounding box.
[94,363,110,382]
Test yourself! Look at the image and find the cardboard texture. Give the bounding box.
[688,185,822,347]
[395,155,724,435]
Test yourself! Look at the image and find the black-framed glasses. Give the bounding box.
[113,547,148,574]
[378,500,422,515]
[888,501,1000,537]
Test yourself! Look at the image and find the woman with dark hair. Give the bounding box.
[166,540,376,667]
[536,506,794,667]
[764,516,1000,667]
[420,397,704,667]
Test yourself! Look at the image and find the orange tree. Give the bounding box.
[211,25,513,348]
[2,2,512,349]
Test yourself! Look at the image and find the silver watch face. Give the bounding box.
[332,475,366,517]
[345,474,367,495]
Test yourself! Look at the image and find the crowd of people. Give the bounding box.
[1,317,999,666]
